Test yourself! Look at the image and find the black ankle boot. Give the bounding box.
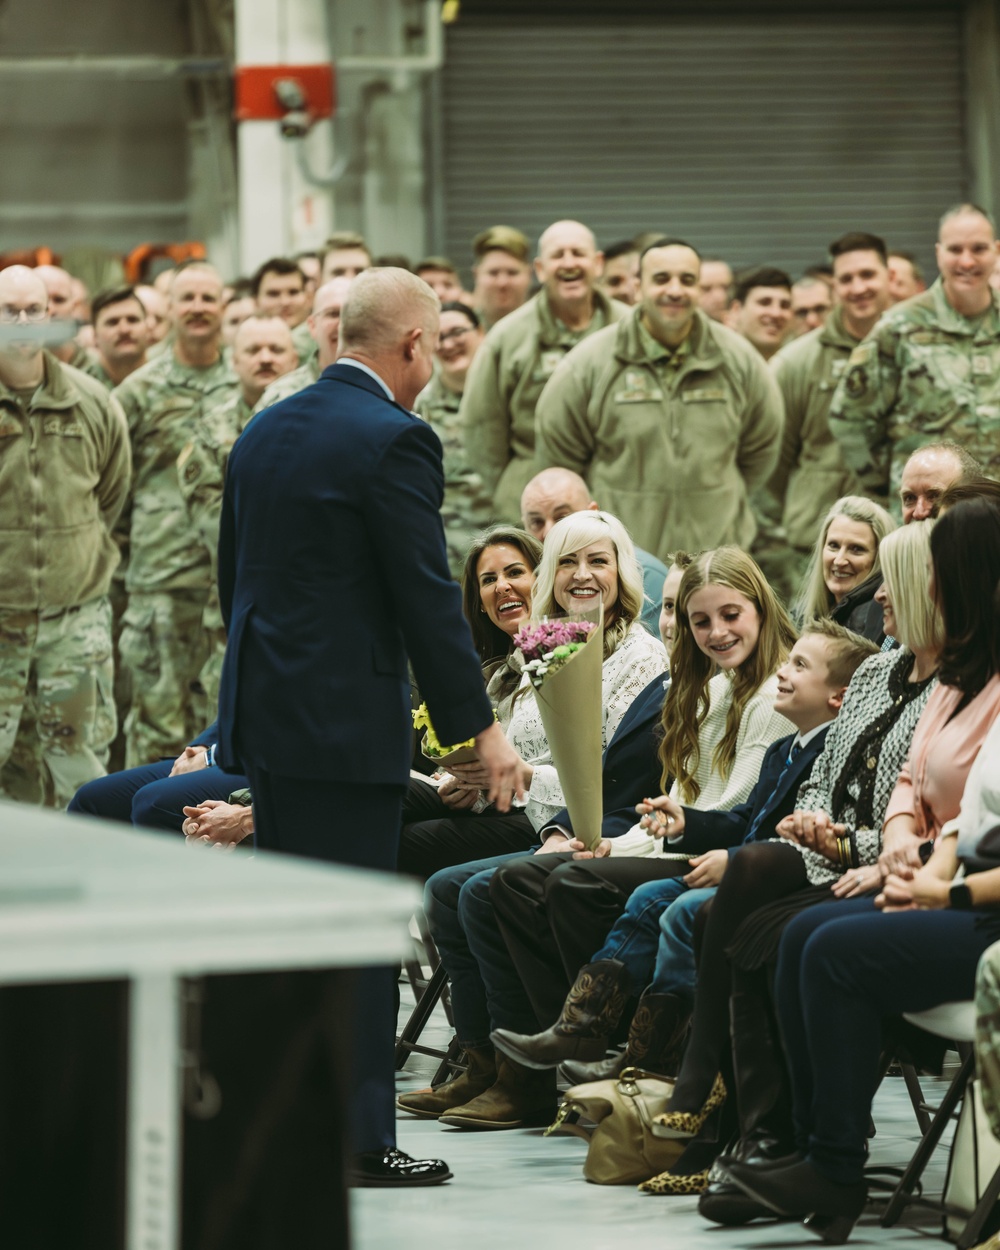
[721,1157,866,1244]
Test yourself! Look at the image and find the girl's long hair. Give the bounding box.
[660,546,797,801]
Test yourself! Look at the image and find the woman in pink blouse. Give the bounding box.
[720,496,1000,1243]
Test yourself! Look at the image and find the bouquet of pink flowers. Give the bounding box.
[514,620,597,687]
[512,608,603,851]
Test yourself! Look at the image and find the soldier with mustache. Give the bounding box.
[82,286,150,390]
[113,261,237,766]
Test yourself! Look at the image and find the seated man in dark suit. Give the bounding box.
[490,620,877,1077]
[67,720,250,831]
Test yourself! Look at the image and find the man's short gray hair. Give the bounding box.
[339,267,440,353]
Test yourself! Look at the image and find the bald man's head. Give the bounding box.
[534,221,603,305]
[0,266,49,363]
[339,267,440,409]
[33,264,74,320]
[339,268,439,354]
[521,467,599,541]
[899,443,979,523]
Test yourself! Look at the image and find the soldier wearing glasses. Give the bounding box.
[414,301,493,577]
[0,265,130,805]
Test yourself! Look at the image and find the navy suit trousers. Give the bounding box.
[245,765,405,1155]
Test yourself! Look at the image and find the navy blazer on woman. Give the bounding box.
[216,363,492,783]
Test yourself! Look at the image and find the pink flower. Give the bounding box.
[513,620,595,664]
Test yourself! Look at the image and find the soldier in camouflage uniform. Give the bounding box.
[34,264,94,372]
[113,262,237,766]
[80,286,150,390]
[829,205,1000,515]
[0,265,131,806]
[79,286,151,768]
[251,256,316,367]
[535,239,783,559]
[461,220,627,524]
[768,233,893,598]
[178,316,297,708]
[413,301,493,578]
[253,276,351,413]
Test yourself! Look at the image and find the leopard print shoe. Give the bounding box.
[639,1168,710,1195]
[650,1073,726,1140]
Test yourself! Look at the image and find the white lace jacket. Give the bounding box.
[488,621,666,832]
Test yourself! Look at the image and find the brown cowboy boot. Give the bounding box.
[396,1045,496,1119]
[489,959,630,1071]
[437,1056,557,1129]
[561,991,691,1084]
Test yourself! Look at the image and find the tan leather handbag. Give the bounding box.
[545,1067,685,1184]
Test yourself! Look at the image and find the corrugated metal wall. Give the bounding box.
[441,12,967,277]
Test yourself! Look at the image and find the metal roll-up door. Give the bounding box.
[440,12,966,277]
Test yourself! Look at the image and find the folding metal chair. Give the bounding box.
[878,1001,1000,1247]
[395,911,465,1083]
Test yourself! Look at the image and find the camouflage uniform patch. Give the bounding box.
[413,371,495,578]
[829,280,1000,516]
[0,597,114,807]
[119,589,210,767]
[177,391,254,711]
[976,943,1000,1139]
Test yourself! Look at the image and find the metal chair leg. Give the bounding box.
[956,1162,1000,1249]
[881,1050,976,1227]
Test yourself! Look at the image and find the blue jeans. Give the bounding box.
[425,852,541,1046]
[592,876,714,999]
[651,885,717,995]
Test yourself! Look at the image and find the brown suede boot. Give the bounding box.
[561,991,691,1084]
[396,1045,496,1119]
[437,1057,557,1130]
[489,959,630,1070]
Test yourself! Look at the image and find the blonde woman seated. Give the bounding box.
[401,510,666,1126]
[793,496,895,642]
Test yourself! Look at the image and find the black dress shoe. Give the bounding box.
[349,1147,453,1187]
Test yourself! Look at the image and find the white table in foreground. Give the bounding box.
[0,801,421,1250]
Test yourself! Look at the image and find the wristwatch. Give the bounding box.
[950,881,973,910]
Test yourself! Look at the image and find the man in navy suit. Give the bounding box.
[216,268,526,1186]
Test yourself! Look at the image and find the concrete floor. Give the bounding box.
[352,981,958,1250]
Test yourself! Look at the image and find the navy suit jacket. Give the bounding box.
[547,670,669,841]
[676,727,830,858]
[215,362,492,782]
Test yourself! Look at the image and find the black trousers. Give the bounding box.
[489,855,691,1029]
[245,764,405,1155]
[398,776,537,879]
